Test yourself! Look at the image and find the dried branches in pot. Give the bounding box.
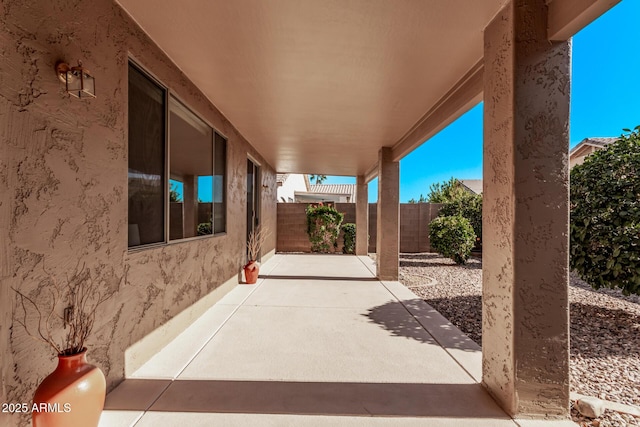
[13,263,115,356]
[247,226,271,262]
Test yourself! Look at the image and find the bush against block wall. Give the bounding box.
[306,203,344,253]
[341,223,356,254]
[429,215,476,264]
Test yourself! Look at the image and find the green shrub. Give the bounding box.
[341,223,356,254]
[197,222,212,236]
[439,193,482,246]
[570,127,640,295]
[306,203,344,253]
[429,215,476,264]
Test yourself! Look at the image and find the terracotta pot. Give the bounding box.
[244,260,260,284]
[33,349,106,427]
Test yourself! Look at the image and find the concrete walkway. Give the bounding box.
[99,254,576,426]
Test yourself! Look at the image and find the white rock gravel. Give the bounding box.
[398,253,640,427]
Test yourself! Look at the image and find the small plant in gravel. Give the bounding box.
[570,126,640,295]
[306,203,344,253]
[341,223,356,254]
[439,192,482,247]
[429,215,476,264]
[428,177,483,248]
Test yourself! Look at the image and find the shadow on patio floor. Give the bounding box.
[363,299,481,353]
[105,379,507,419]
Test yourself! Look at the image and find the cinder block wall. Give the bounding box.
[399,203,443,252]
[277,203,442,253]
[277,203,356,252]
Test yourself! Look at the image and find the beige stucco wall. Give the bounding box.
[0,1,276,426]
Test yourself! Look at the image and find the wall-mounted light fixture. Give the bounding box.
[55,61,96,99]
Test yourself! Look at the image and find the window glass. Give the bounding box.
[169,98,213,240]
[128,61,227,247]
[213,133,227,234]
[128,64,165,247]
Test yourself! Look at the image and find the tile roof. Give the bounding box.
[570,137,618,154]
[582,137,618,147]
[460,179,483,195]
[276,173,289,184]
[308,184,356,198]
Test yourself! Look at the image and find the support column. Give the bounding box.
[483,0,570,418]
[376,148,399,280]
[355,175,368,255]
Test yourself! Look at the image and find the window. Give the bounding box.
[169,98,214,240]
[128,64,166,247]
[213,133,227,234]
[128,62,227,248]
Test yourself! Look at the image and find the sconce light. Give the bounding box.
[55,61,96,99]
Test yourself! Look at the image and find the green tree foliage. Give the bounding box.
[407,194,428,203]
[310,174,327,185]
[570,127,640,295]
[306,203,344,253]
[427,177,466,203]
[429,215,476,264]
[341,223,356,254]
[169,182,182,203]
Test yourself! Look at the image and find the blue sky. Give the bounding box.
[324,0,640,203]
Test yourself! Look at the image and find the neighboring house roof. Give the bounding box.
[308,184,356,198]
[276,173,289,185]
[295,183,357,203]
[570,137,618,168]
[460,179,482,195]
[278,175,356,202]
[570,137,617,155]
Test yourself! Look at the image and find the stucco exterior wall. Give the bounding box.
[0,1,276,426]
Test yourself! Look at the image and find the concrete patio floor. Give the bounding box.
[99,254,577,427]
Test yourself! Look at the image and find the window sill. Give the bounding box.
[127,232,227,254]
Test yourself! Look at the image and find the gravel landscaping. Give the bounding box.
[398,252,640,427]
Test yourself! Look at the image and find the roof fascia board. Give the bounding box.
[364,163,378,184]
[547,0,620,41]
[569,141,609,155]
[390,60,484,163]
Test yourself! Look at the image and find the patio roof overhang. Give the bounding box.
[116,0,618,180]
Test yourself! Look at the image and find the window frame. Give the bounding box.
[128,58,228,252]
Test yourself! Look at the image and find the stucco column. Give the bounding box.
[375,148,399,280]
[482,0,570,418]
[355,175,368,255]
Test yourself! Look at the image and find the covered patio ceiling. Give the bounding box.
[116,0,618,178]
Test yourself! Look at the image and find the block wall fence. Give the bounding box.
[276,203,443,253]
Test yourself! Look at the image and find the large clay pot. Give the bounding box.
[244,260,260,284]
[33,349,106,427]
